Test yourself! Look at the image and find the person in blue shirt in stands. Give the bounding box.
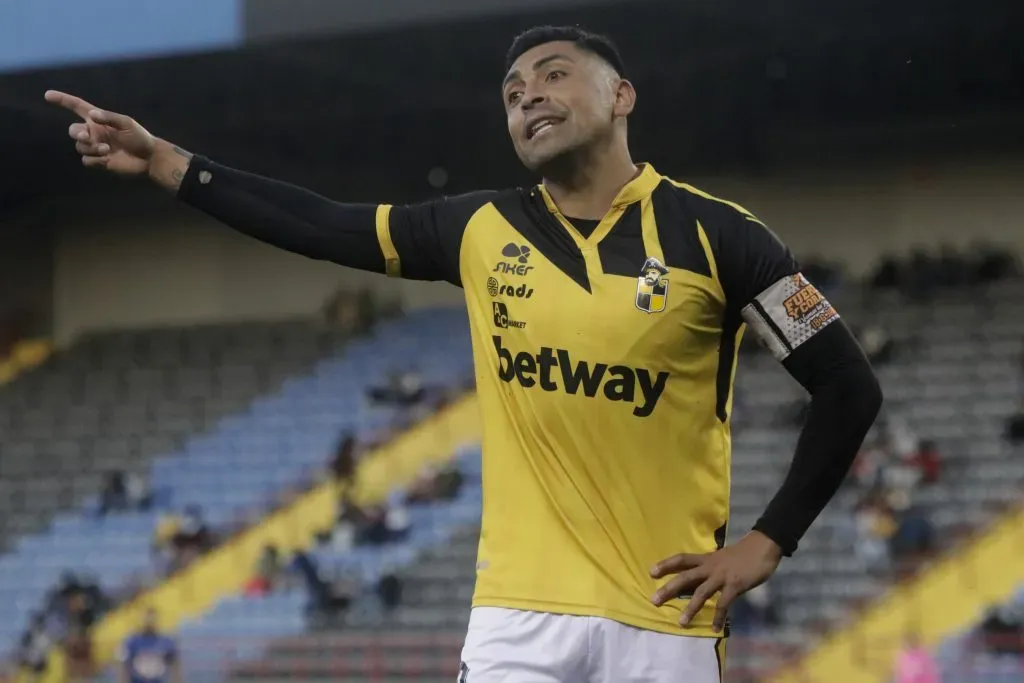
[117,608,181,683]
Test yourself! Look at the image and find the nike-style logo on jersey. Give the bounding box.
[373,164,838,638]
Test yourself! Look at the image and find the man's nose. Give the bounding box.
[521,92,546,111]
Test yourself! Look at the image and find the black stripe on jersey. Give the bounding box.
[597,203,645,277]
[715,309,744,422]
[492,190,591,292]
[650,181,712,278]
[714,521,728,549]
[715,636,727,682]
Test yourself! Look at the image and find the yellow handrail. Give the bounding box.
[770,504,1024,683]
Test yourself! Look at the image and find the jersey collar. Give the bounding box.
[536,163,661,214]
[536,163,662,249]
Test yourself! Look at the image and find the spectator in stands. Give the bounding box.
[99,471,129,515]
[45,572,107,634]
[357,501,411,546]
[322,287,377,334]
[405,462,464,504]
[1004,402,1024,444]
[853,492,896,572]
[15,612,51,679]
[889,502,936,569]
[800,256,842,293]
[971,243,1019,284]
[893,630,940,683]
[937,244,970,288]
[907,439,942,485]
[869,253,901,290]
[288,551,353,619]
[904,247,940,301]
[99,471,152,516]
[118,608,180,683]
[368,370,426,407]
[326,490,362,551]
[64,623,94,683]
[169,505,215,571]
[150,512,180,575]
[244,545,282,598]
[980,604,1024,656]
[850,441,887,490]
[377,572,403,611]
[328,431,358,489]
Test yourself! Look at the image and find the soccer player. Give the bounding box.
[46,26,882,683]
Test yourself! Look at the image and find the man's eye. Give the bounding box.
[547,70,566,81]
[507,91,522,105]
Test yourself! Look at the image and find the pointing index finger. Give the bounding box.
[44,90,97,121]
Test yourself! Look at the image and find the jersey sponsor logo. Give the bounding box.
[493,335,669,417]
[492,302,527,329]
[492,243,534,276]
[635,257,669,314]
[487,277,534,299]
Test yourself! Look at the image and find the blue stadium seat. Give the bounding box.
[0,308,474,657]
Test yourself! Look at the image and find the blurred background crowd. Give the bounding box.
[1,1,1023,682]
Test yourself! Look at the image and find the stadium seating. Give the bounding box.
[174,281,1024,683]
[0,310,474,661]
[937,586,1024,683]
[0,320,343,551]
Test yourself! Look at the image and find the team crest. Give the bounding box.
[635,257,669,314]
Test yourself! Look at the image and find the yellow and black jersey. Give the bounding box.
[375,164,832,636]
[180,158,881,639]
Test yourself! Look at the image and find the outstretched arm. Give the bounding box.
[45,90,489,283]
[173,150,387,274]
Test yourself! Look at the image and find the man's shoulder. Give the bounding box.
[655,177,760,225]
[432,188,524,212]
[405,188,523,231]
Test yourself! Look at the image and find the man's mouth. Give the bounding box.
[526,116,564,140]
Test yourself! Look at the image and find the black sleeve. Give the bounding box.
[709,206,883,557]
[178,156,493,285]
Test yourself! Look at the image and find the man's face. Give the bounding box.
[502,41,631,172]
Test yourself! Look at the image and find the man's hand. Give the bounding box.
[44,90,192,192]
[650,531,782,633]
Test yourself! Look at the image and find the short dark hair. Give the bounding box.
[505,26,626,77]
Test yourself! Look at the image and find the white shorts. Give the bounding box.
[458,607,726,683]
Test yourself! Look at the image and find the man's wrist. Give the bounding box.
[148,138,194,194]
[749,522,793,558]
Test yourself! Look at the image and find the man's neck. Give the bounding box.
[541,143,639,220]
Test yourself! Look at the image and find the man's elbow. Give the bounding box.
[846,361,883,424]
